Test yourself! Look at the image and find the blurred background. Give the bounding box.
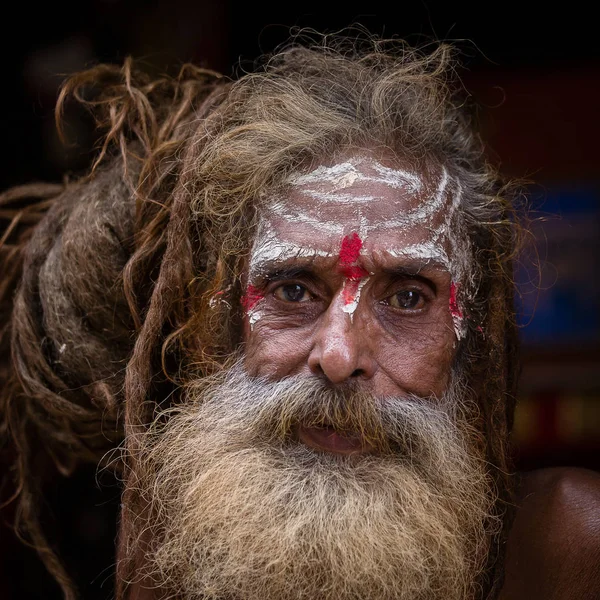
[1,1,599,597]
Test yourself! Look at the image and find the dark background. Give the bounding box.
[1,1,599,598]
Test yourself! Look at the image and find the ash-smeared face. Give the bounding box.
[243,153,470,403]
[139,155,492,599]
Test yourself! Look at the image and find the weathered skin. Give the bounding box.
[244,152,458,401]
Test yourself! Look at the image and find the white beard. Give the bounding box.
[132,362,498,600]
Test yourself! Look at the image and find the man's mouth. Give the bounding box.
[297,425,374,455]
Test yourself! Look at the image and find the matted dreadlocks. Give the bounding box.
[0,33,522,600]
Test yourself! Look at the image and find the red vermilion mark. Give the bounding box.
[339,232,363,267]
[449,282,463,318]
[342,279,364,305]
[339,232,369,306]
[241,285,264,311]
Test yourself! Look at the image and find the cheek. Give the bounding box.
[374,308,455,397]
[377,337,453,397]
[244,321,314,378]
[404,341,453,395]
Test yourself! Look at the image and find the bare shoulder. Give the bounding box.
[499,467,600,600]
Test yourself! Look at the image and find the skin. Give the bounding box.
[244,153,458,394]
[500,467,600,599]
[242,153,460,452]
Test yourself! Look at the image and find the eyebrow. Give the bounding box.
[379,264,445,293]
[379,258,451,276]
[383,243,452,274]
[249,255,450,289]
[248,242,333,279]
[249,258,330,284]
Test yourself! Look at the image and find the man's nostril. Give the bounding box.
[351,369,364,378]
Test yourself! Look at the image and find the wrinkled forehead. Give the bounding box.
[263,154,461,237]
[254,154,468,272]
[285,155,439,220]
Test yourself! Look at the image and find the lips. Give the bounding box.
[297,425,373,455]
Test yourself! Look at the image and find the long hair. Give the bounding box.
[1,34,523,599]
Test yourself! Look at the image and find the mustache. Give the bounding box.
[181,360,478,468]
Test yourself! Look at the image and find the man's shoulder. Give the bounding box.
[517,467,600,546]
[500,467,600,600]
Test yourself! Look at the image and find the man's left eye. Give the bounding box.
[387,290,424,310]
[273,283,313,303]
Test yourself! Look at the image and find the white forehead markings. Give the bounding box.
[283,191,380,204]
[263,165,466,278]
[268,200,345,234]
[276,161,450,234]
[358,166,449,232]
[429,178,462,241]
[287,158,423,196]
[358,213,369,241]
[427,181,468,282]
[370,161,424,192]
[404,166,449,222]
[262,171,462,281]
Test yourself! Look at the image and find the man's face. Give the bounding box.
[134,153,493,600]
[243,153,468,453]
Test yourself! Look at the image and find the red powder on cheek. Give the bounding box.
[241,285,264,311]
[449,282,463,318]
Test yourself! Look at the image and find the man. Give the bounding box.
[1,35,599,600]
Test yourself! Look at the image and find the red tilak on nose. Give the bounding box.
[339,233,369,305]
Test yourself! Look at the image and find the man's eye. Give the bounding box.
[387,290,423,310]
[273,283,313,303]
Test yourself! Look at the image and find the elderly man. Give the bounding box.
[1,36,599,600]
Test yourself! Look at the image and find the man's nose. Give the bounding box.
[307,296,376,384]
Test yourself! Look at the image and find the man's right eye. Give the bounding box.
[273,283,313,303]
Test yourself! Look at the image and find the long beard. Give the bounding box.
[132,362,499,600]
